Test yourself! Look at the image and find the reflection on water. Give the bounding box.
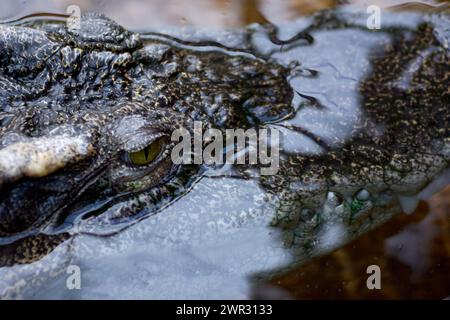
[1,0,448,28]
[31,178,292,299]
[0,0,448,299]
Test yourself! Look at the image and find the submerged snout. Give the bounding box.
[0,133,96,235]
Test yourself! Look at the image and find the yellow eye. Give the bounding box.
[126,139,163,166]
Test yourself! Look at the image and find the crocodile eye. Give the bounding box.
[124,139,164,166]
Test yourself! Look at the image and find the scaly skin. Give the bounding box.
[0,10,448,297]
[0,13,293,236]
[262,10,449,258]
[262,13,450,254]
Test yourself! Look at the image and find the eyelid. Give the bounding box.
[122,131,167,153]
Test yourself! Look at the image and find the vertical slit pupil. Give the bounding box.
[144,145,150,160]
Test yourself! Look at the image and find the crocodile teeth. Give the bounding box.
[356,189,370,201]
[397,194,419,214]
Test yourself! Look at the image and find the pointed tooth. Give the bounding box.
[397,194,419,214]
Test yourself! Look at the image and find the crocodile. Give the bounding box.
[0,9,449,298]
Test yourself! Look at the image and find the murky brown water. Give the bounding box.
[266,186,450,299]
[1,0,448,28]
[1,0,449,299]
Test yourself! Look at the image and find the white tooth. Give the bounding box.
[356,189,370,201]
[397,194,419,214]
[327,192,336,202]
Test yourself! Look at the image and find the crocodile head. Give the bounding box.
[0,9,448,259]
[0,8,449,298]
[0,13,294,236]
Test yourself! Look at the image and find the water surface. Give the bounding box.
[0,0,448,299]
